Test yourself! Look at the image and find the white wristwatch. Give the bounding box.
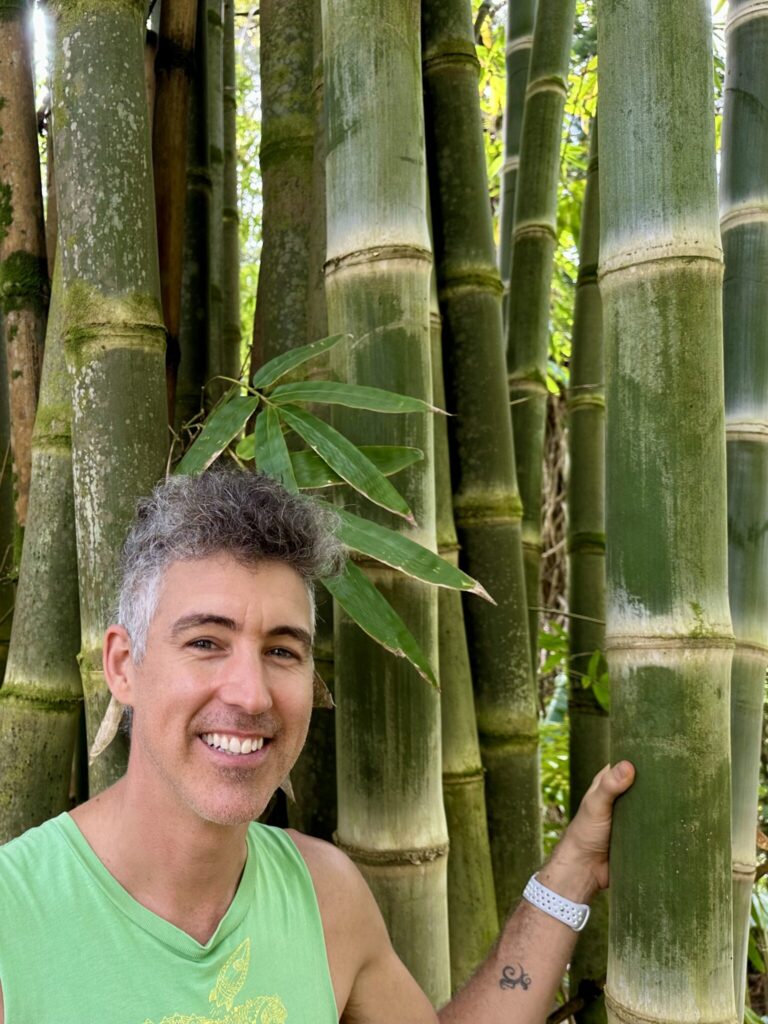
[522,874,591,932]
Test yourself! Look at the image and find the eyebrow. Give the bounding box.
[169,614,313,650]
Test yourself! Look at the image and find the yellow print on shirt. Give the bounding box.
[143,939,288,1024]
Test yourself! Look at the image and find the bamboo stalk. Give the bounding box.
[506,0,576,671]
[430,261,498,990]
[205,0,224,399]
[282,0,339,843]
[253,0,314,363]
[0,260,82,842]
[220,0,240,382]
[0,324,13,684]
[600,4,737,1023]
[51,0,169,793]
[0,0,49,531]
[175,0,211,431]
[322,0,450,1001]
[153,0,198,419]
[422,0,540,916]
[720,0,768,1010]
[498,0,536,326]
[566,119,609,1024]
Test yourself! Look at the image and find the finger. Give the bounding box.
[593,761,635,803]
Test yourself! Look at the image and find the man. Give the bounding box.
[0,471,633,1023]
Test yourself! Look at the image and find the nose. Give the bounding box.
[217,646,273,716]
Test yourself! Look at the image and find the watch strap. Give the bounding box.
[522,873,590,932]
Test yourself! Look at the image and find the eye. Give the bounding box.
[268,646,300,660]
[189,638,217,651]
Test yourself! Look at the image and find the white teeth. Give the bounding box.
[202,733,264,756]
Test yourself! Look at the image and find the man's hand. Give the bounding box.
[544,761,635,900]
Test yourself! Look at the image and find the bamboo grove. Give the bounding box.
[0,0,766,1018]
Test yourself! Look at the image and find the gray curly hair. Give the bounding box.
[117,470,346,662]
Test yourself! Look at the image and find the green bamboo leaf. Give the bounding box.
[251,333,348,390]
[336,508,493,601]
[321,561,437,688]
[233,440,424,483]
[270,380,444,415]
[235,433,256,461]
[276,404,415,523]
[176,395,260,475]
[291,445,423,488]
[254,406,298,492]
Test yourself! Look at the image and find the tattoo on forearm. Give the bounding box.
[499,964,532,991]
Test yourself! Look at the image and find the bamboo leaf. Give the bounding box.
[321,561,437,687]
[176,395,260,474]
[336,508,493,601]
[276,404,415,522]
[270,380,444,415]
[291,445,423,488]
[251,333,348,390]
[234,438,424,484]
[254,406,298,492]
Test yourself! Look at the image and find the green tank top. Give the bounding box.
[0,813,338,1023]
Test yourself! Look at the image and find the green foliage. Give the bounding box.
[234,4,261,354]
[175,335,488,686]
[540,718,569,855]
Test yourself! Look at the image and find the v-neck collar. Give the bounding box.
[56,812,257,961]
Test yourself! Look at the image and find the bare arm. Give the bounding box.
[439,762,634,1023]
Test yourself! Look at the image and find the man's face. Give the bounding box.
[120,554,314,827]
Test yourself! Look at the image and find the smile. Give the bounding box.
[200,733,267,755]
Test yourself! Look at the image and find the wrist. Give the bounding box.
[538,841,600,904]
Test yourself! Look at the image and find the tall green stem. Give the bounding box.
[253,0,314,363]
[52,0,168,793]
[600,4,737,1023]
[498,0,536,326]
[430,266,498,990]
[720,0,768,1010]
[0,321,13,683]
[153,0,198,419]
[322,0,450,1001]
[567,119,608,1024]
[176,0,211,430]
[506,0,575,669]
[0,0,48,532]
[0,260,82,841]
[423,0,540,916]
[205,0,224,398]
[220,0,240,382]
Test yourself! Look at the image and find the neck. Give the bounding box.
[71,772,251,944]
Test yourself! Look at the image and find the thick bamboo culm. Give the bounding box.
[566,119,609,1024]
[498,0,536,327]
[506,0,576,670]
[176,0,211,431]
[253,0,315,363]
[422,0,540,916]
[52,0,169,793]
[205,0,225,397]
[322,0,450,1002]
[720,0,768,1010]
[152,0,198,420]
[0,0,48,532]
[282,0,339,843]
[0,262,82,842]
[220,0,241,382]
[600,4,737,1023]
[0,334,12,682]
[430,268,498,990]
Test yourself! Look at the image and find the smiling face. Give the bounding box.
[107,554,315,828]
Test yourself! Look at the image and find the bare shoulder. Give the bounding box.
[287,830,437,1024]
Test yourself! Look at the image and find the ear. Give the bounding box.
[103,625,135,704]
